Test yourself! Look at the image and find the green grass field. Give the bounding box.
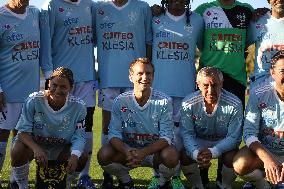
[0,106,246,188]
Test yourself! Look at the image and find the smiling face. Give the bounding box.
[269,0,284,17]
[198,76,222,105]
[271,58,284,94]
[48,76,72,106]
[129,62,154,94]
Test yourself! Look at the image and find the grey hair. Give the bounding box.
[196,67,223,84]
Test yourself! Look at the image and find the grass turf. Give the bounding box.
[0,106,246,188]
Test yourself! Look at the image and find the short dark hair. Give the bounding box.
[271,51,284,69]
[50,67,74,87]
[129,58,155,74]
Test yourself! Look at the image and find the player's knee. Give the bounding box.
[97,145,114,166]
[222,149,238,168]
[233,151,252,176]
[160,146,179,168]
[85,107,95,132]
[11,141,29,166]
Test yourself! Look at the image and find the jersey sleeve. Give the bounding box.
[108,98,123,141]
[70,105,87,154]
[15,96,36,133]
[158,98,174,145]
[39,8,53,79]
[243,92,261,147]
[180,101,199,159]
[143,2,152,45]
[211,102,243,158]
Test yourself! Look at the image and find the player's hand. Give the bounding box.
[151,4,163,16]
[278,163,284,183]
[251,8,270,21]
[0,92,5,112]
[197,148,212,169]
[33,146,48,168]
[66,154,78,173]
[263,157,281,184]
[57,145,71,162]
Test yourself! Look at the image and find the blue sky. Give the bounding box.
[0,0,270,9]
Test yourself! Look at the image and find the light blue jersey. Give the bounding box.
[247,12,284,82]
[16,91,87,154]
[152,11,204,97]
[244,82,284,156]
[41,0,96,82]
[96,0,152,88]
[0,6,46,102]
[180,89,243,159]
[108,89,174,148]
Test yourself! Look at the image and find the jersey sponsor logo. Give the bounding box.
[12,41,40,62]
[33,135,66,145]
[155,31,173,38]
[102,32,135,51]
[209,33,243,53]
[156,41,190,61]
[236,12,247,28]
[100,22,115,29]
[64,17,79,26]
[123,132,159,142]
[0,111,7,125]
[263,128,284,139]
[68,26,93,47]
[6,33,24,42]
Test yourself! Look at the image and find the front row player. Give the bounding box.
[97,58,179,189]
[10,67,88,189]
[233,51,284,189]
[180,67,243,189]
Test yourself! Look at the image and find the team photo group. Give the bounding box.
[0,0,283,188]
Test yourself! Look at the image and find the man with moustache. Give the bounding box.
[233,51,284,189]
[149,0,203,188]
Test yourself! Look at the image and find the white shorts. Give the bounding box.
[72,81,97,107]
[98,87,132,111]
[172,97,183,123]
[0,103,23,130]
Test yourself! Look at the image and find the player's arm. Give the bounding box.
[144,3,153,61]
[180,100,199,161]
[211,101,243,158]
[16,96,48,167]
[196,14,204,51]
[244,93,280,184]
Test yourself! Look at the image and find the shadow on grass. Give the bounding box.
[1,179,246,188]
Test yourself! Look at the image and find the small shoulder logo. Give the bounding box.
[59,7,64,12]
[154,19,160,24]
[121,107,128,112]
[259,102,267,109]
[3,24,10,30]
[98,9,104,15]
[206,11,211,16]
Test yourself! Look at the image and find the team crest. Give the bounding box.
[256,23,264,29]
[206,11,212,16]
[3,24,10,30]
[121,107,128,112]
[258,102,267,109]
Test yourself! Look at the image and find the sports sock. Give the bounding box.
[221,165,236,189]
[241,169,270,189]
[12,163,29,189]
[79,132,93,177]
[102,163,131,183]
[159,163,178,186]
[182,163,204,189]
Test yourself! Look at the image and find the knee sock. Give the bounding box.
[182,163,204,189]
[241,169,270,189]
[0,141,7,171]
[79,132,93,177]
[12,163,29,189]
[221,165,236,189]
[159,163,178,186]
[102,163,131,183]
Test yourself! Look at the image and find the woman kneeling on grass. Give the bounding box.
[10,67,88,189]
